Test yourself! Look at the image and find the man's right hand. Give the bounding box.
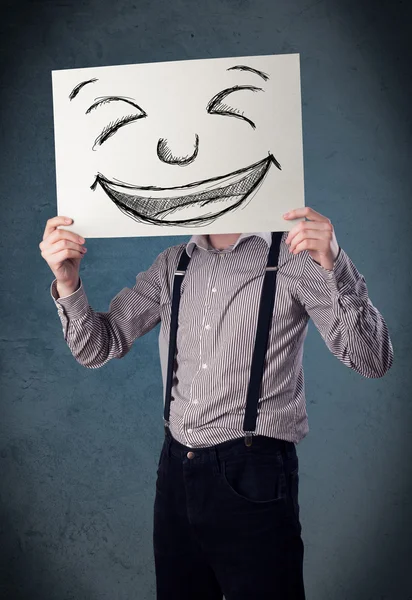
[39,216,87,298]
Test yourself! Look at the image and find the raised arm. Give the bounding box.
[296,249,394,378]
[41,216,163,368]
[283,207,394,378]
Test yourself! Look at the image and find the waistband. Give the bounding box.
[164,425,294,460]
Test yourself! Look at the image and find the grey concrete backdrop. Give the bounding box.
[1,0,411,598]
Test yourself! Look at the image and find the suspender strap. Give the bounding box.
[242,231,283,433]
[163,248,191,425]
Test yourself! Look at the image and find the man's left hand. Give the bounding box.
[283,207,340,271]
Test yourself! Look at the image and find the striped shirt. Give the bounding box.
[50,231,393,448]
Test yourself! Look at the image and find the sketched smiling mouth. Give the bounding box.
[91,154,281,227]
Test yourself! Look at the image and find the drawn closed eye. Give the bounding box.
[86,96,147,149]
[206,85,263,129]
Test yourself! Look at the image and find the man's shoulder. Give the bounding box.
[155,241,188,270]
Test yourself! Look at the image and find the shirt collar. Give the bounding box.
[186,232,272,257]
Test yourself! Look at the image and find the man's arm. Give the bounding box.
[50,251,164,369]
[296,249,394,378]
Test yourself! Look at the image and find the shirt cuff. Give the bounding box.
[50,278,89,320]
[308,247,359,295]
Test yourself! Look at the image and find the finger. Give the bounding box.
[285,220,331,245]
[45,239,87,257]
[283,207,330,223]
[45,248,85,265]
[42,216,73,241]
[289,229,332,253]
[290,236,330,255]
[41,228,85,250]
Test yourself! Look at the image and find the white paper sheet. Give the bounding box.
[52,53,305,238]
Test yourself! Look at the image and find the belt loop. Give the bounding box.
[244,434,253,447]
[163,422,172,457]
[211,446,220,475]
[165,428,172,458]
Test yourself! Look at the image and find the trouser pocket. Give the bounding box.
[221,451,287,504]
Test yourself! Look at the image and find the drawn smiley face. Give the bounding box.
[68,62,283,228]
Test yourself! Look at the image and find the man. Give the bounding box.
[39,207,393,600]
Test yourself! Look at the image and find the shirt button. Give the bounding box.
[338,282,344,289]
[202,364,207,369]
[193,399,199,404]
[205,324,211,330]
[212,288,217,293]
[188,428,193,434]
[359,306,364,312]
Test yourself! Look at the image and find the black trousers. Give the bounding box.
[153,428,306,600]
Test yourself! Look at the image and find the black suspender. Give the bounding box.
[163,232,284,440]
[243,232,283,436]
[163,248,191,425]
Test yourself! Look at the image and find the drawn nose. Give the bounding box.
[157,134,199,166]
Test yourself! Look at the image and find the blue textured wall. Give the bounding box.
[1,0,411,598]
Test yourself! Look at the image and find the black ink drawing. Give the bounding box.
[93,113,146,149]
[226,64,269,81]
[90,154,281,227]
[85,96,144,114]
[157,135,199,166]
[84,96,147,149]
[206,85,263,130]
[69,64,282,228]
[69,78,98,101]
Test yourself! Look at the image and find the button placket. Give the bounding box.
[185,252,221,444]
[201,253,220,371]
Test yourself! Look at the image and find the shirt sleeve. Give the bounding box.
[50,251,164,369]
[296,247,394,378]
